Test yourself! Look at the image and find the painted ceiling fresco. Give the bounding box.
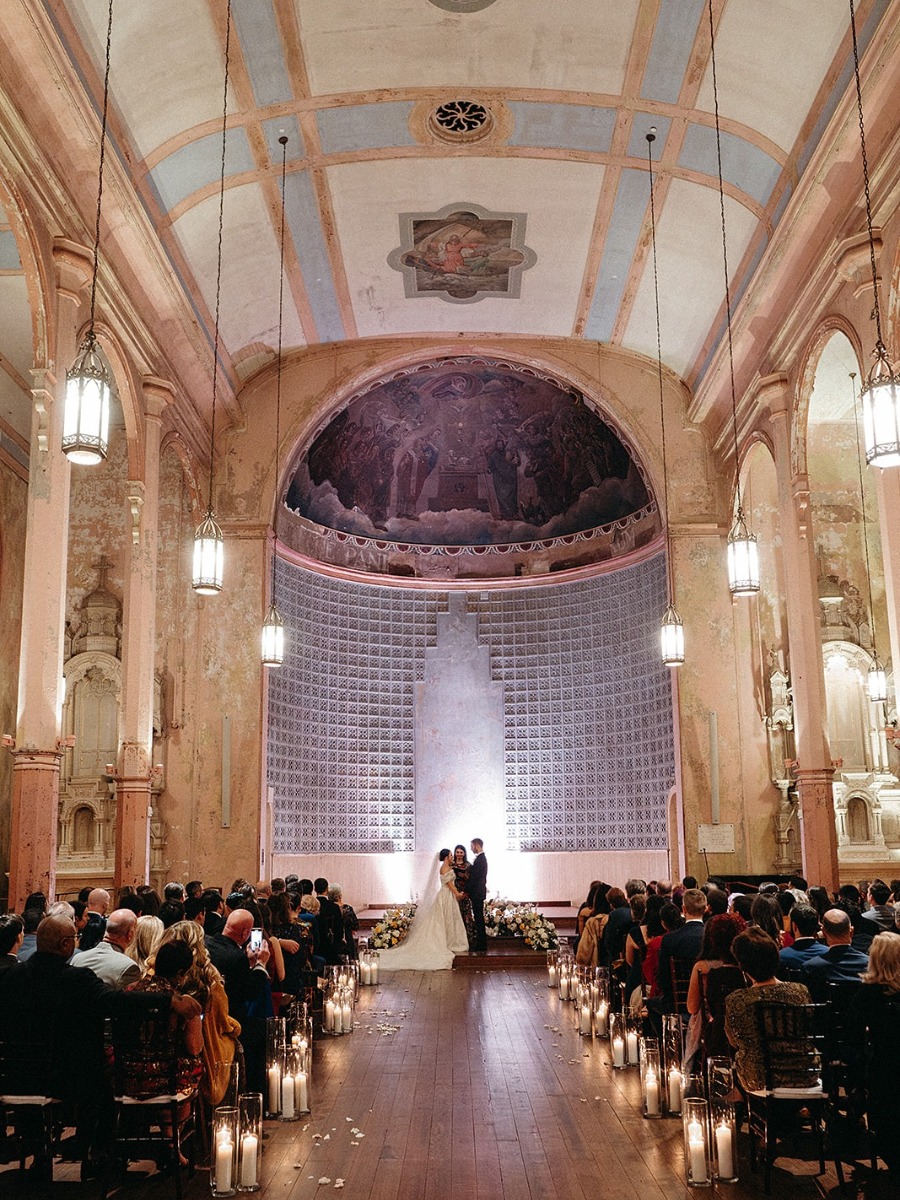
[285,359,651,547]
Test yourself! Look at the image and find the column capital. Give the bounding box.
[755,372,791,417]
[141,375,177,421]
[51,237,92,304]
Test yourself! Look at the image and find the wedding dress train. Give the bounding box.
[378,866,469,971]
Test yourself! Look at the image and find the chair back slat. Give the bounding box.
[755,1002,826,1091]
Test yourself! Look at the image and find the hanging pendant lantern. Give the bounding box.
[726,508,760,596]
[861,345,900,468]
[660,604,685,667]
[868,658,888,704]
[64,336,111,465]
[192,509,224,595]
[262,602,285,667]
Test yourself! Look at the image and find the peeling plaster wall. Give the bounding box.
[66,417,128,618]
[0,457,27,899]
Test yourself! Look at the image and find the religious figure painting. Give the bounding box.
[284,358,652,548]
[388,202,536,302]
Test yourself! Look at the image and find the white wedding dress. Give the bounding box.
[378,866,469,971]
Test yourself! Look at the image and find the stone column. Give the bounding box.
[115,377,174,888]
[7,243,90,910]
[763,375,838,888]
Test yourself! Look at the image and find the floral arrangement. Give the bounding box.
[370,904,417,949]
[483,899,559,949]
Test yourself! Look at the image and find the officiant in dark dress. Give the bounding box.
[453,845,475,947]
[467,839,488,952]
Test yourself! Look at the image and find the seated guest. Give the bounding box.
[788,875,809,904]
[705,888,729,917]
[164,881,186,904]
[619,890,646,993]
[17,907,43,962]
[205,910,270,1091]
[625,893,665,995]
[73,908,141,989]
[863,881,896,931]
[185,896,206,926]
[807,886,832,921]
[148,921,240,1107]
[802,908,870,997]
[778,905,826,973]
[270,877,286,896]
[730,893,753,921]
[186,880,204,901]
[725,927,811,1091]
[686,913,746,1068]
[124,940,203,1137]
[643,901,682,998]
[80,888,111,951]
[267,891,312,994]
[126,914,164,974]
[159,899,186,929]
[845,932,900,1175]
[776,890,796,943]
[576,888,615,968]
[658,888,707,1013]
[0,913,24,968]
[135,885,161,917]
[749,894,783,947]
[836,898,878,953]
[0,916,199,1174]
[576,881,602,938]
[603,880,646,969]
[203,889,226,936]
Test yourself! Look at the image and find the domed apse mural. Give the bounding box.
[285,359,652,548]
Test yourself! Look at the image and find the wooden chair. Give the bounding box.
[668,956,695,1017]
[744,1002,838,1194]
[0,1032,64,1178]
[105,1010,200,1199]
[822,981,877,1178]
[698,964,745,1061]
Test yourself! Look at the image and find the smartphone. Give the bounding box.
[249,927,263,951]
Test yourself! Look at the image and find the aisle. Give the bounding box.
[1,968,884,1198]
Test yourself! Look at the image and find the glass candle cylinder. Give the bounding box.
[625,1018,640,1066]
[578,985,593,1037]
[592,994,609,1039]
[340,986,354,1034]
[640,1042,662,1119]
[557,959,571,1001]
[711,1101,738,1182]
[609,1011,628,1069]
[369,950,380,985]
[662,1015,684,1116]
[264,1018,286,1118]
[280,1047,300,1122]
[360,949,372,985]
[237,1093,262,1192]
[546,949,558,988]
[683,1098,711,1187]
[211,1106,238,1197]
[707,1057,734,1105]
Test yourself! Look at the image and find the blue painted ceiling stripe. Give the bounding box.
[641,0,706,104]
[316,103,417,155]
[0,229,22,270]
[150,127,255,214]
[231,0,293,108]
[507,102,616,154]
[283,171,345,344]
[678,123,781,208]
[585,168,651,344]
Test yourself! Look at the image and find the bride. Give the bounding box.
[378,849,470,971]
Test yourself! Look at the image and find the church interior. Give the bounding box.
[2,0,900,914]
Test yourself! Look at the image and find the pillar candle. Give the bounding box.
[548,965,556,987]
[715,1121,734,1179]
[341,999,353,1031]
[333,1004,343,1035]
[371,961,378,984]
[267,1065,281,1114]
[595,1002,608,1037]
[626,1030,639,1064]
[361,960,371,984]
[215,1133,233,1193]
[296,1070,308,1113]
[281,1073,295,1120]
[612,1037,625,1067]
[580,1003,591,1035]
[239,1133,258,1188]
[325,998,335,1031]
[668,1068,683,1114]
[559,975,569,1001]
[688,1121,707,1183]
[645,1069,659,1116]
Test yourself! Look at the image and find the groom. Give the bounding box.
[467,838,488,952]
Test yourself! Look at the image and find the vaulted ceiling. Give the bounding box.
[0,0,894,455]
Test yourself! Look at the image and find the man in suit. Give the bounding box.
[206,910,270,1092]
[72,908,141,989]
[802,908,870,998]
[0,913,23,970]
[657,887,707,1013]
[468,839,488,952]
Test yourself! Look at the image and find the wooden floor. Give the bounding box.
[1,967,893,1198]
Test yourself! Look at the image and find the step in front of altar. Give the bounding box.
[452,937,549,970]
